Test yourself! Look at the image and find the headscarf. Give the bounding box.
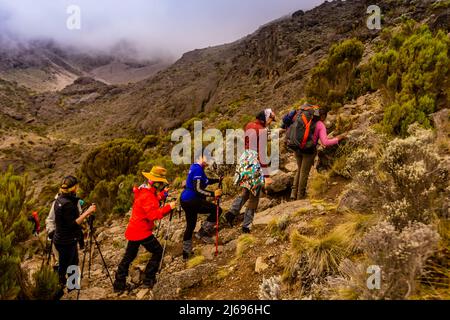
[256,108,275,126]
[264,108,275,123]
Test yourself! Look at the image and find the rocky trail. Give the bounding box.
[59,197,339,301]
[17,91,398,300]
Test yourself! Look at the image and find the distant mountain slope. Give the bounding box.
[81,0,445,136]
[0,38,171,92]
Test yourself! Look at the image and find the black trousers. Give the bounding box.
[181,198,222,242]
[55,242,79,287]
[115,235,162,284]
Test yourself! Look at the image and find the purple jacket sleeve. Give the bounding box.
[314,121,339,147]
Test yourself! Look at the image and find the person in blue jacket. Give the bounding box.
[180,152,223,260]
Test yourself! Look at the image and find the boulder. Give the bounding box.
[201,245,224,260]
[338,185,372,213]
[254,200,313,225]
[224,239,237,253]
[284,161,297,172]
[255,257,269,273]
[258,197,276,211]
[265,171,293,194]
[153,263,216,300]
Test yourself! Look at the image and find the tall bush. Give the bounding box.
[306,38,365,108]
[0,167,31,299]
[370,24,449,136]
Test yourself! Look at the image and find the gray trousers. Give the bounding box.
[291,151,316,200]
[229,188,260,228]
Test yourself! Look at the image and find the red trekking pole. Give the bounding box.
[215,177,223,257]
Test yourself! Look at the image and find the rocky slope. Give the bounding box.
[3,0,450,300]
[0,37,170,92]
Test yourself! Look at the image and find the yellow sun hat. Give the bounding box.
[142,166,169,184]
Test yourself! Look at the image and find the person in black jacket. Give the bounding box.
[54,176,96,288]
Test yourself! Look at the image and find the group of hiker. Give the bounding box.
[43,103,347,297]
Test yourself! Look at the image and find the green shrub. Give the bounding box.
[217,120,236,132]
[0,166,31,299]
[88,174,137,221]
[140,135,159,149]
[182,117,202,131]
[236,114,254,129]
[30,265,60,300]
[306,38,365,107]
[369,23,449,136]
[79,139,143,193]
[112,175,137,215]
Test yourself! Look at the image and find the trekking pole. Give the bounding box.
[215,176,224,257]
[92,236,114,287]
[87,218,94,279]
[155,197,168,238]
[77,234,90,300]
[46,237,54,265]
[158,209,174,273]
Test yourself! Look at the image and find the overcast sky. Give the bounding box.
[0,0,325,59]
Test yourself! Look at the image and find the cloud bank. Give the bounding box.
[0,0,324,59]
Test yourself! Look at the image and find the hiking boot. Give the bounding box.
[183,250,194,261]
[113,279,128,293]
[225,211,236,227]
[242,227,251,234]
[142,278,157,289]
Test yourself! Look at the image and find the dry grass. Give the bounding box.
[282,224,353,282]
[267,215,290,241]
[308,172,329,198]
[216,267,233,280]
[235,234,256,258]
[187,255,205,269]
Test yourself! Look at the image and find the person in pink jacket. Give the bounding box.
[282,107,347,200]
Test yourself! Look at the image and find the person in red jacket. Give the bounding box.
[113,166,176,293]
[28,211,41,236]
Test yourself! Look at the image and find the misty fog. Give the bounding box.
[0,0,324,61]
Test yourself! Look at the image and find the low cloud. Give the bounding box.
[0,0,324,60]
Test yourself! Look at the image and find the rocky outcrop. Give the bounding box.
[265,171,294,194]
[153,263,217,300]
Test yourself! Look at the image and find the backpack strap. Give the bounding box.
[300,113,313,149]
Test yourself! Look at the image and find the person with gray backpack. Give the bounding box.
[282,104,347,200]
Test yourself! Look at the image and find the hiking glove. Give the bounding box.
[214,189,222,198]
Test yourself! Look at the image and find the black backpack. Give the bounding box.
[285,104,320,152]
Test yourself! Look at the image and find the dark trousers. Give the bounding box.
[115,235,162,284]
[291,151,316,199]
[55,243,79,287]
[181,198,222,243]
